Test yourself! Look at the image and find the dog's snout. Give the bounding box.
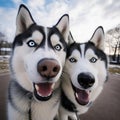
[77,73,95,89]
[37,59,60,79]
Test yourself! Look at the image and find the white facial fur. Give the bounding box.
[65,44,106,92]
[12,30,66,92]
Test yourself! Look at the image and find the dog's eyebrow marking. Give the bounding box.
[51,34,59,42]
[50,34,60,46]
[31,31,43,44]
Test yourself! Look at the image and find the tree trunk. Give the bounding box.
[113,44,117,61]
[117,42,120,64]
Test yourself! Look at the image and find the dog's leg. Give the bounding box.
[69,114,78,120]
[58,106,68,120]
[59,114,68,120]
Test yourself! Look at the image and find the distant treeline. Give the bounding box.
[109,55,120,65]
[0,40,12,55]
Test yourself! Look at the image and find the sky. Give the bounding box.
[0,0,120,42]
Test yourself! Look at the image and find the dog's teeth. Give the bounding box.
[37,92,44,97]
[35,85,39,91]
[48,92,52,96]
[76,93,78,98]
[37,91,51,97]
[37,92,42,97]
[51,83,55,89]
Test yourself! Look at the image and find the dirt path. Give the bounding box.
[0,73,120,120]
[0,74,10,120]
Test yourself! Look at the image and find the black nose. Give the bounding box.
[37,59,60,79]
[77,73,95,89]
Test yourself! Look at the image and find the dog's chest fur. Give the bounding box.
[8,80,60,120]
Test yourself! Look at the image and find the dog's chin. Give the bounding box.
[72,83,90,106]
[33,82,55,101]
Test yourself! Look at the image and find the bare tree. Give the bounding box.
[107,26,120,63]
[0,32,12,56]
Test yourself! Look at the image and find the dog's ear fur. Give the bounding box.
[68,32,75,45]
[55,14,69,43]
[16,4,35,35]
[90,26,105,50]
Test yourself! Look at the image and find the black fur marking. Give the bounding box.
[13,24,67,55]
[8,80,32,113]
[90,26,104,41]
[54,116,58,120]
[87,101,93,108]
[34,26,46,50]
[61,90,77,112]
[28,108,32,120]
[105,74,109,82]
[48,26,68,52]
[67,42,81,58]
[13,24,45,50]
[18,4,35,23]
[84,41,108,68]
[55,14,69,26]
[67,41,107,69]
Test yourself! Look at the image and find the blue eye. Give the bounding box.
[54,44,62,51]
[69,57,77,63]
[27,40,37,47]
[89,57,97,63]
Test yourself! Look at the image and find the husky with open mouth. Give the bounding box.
[8,4,69,120]
[59,27,108,120]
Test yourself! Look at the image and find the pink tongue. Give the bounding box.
[76,89,89,105]
[36,83,53,97]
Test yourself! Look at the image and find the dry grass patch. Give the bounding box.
[109,67,120,74]
[0,60,9,73]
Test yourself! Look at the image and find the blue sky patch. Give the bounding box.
[0,0,14,8]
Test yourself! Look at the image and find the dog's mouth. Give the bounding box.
[72,84,90,106]
[33,82,55,101]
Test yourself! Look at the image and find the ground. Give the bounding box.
[0,60,120,120]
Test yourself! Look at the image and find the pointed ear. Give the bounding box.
[16,4,35,35]
[55,14,69,43]
[68,31,75,45]
[90,26,105,50]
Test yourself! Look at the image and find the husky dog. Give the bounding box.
[59,27,108,120]
[8,4,69,120]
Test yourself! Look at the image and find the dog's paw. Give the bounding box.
[68,115,78,120]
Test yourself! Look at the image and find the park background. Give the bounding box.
[0,0,120,120]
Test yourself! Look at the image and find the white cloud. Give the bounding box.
[69,0,120,42]
[26,0,69,27]
[0,0,120,43]
[12,0,23,4]
[0,8,17,42]
[27,0,45,9]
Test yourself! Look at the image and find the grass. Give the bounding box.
[0,60,9,73]
[109,67,120,74]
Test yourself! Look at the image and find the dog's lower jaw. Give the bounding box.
[33,82,55,101]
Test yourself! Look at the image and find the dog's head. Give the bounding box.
[65,27,108,106]
[11,4,69,101]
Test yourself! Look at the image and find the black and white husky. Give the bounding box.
[59,27,108,120]
[8,4,69,120]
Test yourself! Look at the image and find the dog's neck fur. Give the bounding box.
[8,79,60,120]
[61,89,77,112]
[8,80,32,114]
